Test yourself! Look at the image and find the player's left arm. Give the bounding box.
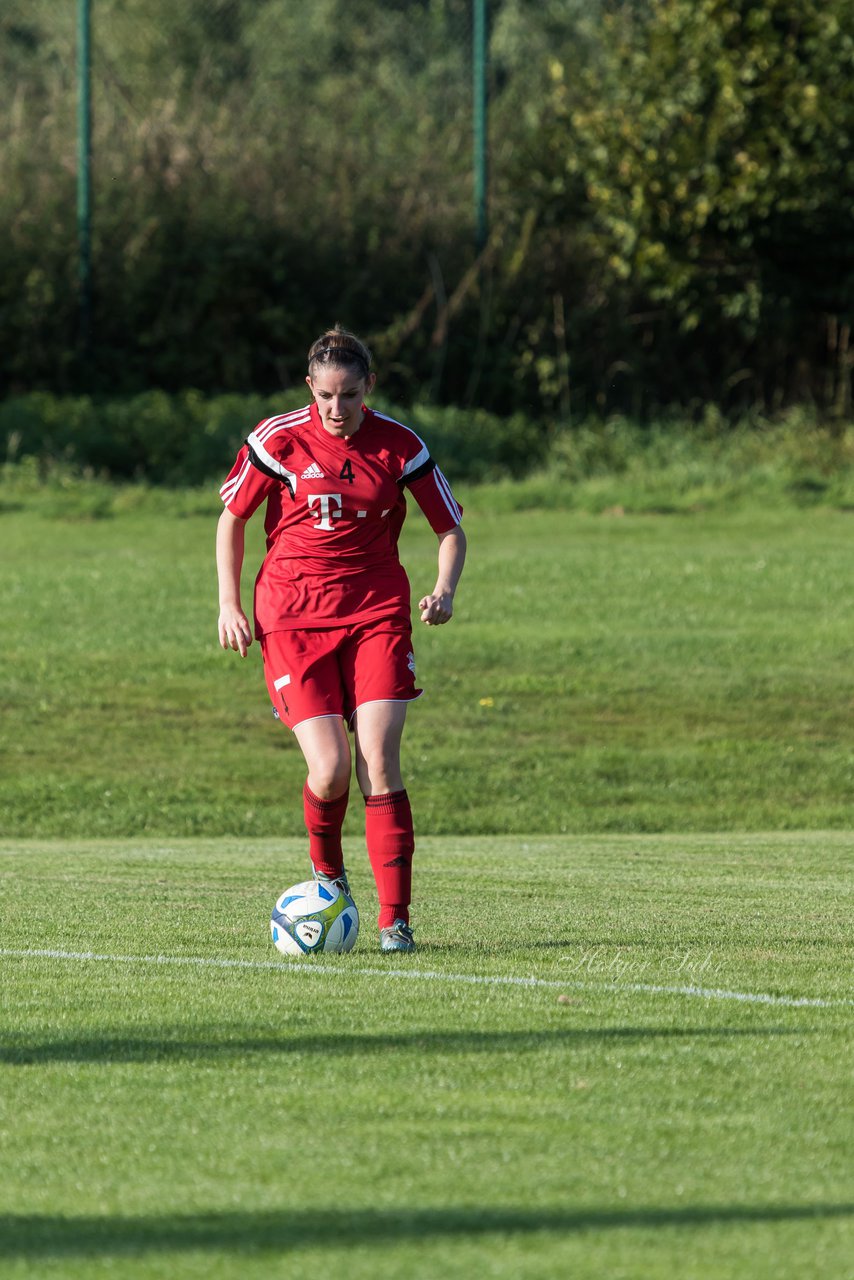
[403,455,466,626]
[419,524,467,626]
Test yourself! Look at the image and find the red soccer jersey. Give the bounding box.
[219,402,463,635]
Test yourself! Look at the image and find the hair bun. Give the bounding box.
[308,325,372,377]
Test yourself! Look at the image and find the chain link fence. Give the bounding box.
[4,0,520,399]
[6,2,849,416]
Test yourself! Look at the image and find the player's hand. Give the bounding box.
[218,605,253,657]
[419,591,454,626]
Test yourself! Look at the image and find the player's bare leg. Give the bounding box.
[353,701,416,952]
[352,700,407,797]
[294,715,352,797]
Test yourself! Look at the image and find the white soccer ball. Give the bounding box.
[270,880,359,956]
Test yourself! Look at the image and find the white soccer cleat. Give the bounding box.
[380,919,415,954]
[312,866,352,899]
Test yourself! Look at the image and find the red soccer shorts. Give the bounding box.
[260,620,423,730]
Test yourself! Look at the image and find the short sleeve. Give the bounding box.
[406,465,463,535]
[219,444,275,520]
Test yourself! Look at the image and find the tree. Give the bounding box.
[540,0,854,411]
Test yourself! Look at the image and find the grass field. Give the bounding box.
[1,475,852,1277]
[1,834,852,1279]
[1,481,853,836]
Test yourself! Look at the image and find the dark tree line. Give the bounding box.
[2,0,852,419]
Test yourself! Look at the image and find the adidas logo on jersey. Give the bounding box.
[301,463,325,479]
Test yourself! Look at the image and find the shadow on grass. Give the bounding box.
[1,1024,817,1064]
[0,1203,851,1258]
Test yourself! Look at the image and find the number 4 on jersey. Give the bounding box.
[339,460,355,484]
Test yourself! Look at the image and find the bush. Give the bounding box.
[0,391,551,486]
[3,392,853,510]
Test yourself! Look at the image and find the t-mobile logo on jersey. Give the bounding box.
[307,493,343,531]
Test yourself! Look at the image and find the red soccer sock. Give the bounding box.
[303,783,349,878]
[365,789,414,929]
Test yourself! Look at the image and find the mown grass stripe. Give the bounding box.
[1,947,849,1010]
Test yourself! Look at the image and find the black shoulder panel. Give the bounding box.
[247,441,295,499]
[401,457,437,487]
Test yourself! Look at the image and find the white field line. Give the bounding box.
[1,948,851,1009]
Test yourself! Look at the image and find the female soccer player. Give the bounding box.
[216,327,466,953]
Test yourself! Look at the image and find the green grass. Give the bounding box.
[1,479,852,836]
[1,834,852,1279]
[1,474,851,1276]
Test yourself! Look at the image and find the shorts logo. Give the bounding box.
[407,651,416,675]
[301,462,325,479]
[273,672,290,717]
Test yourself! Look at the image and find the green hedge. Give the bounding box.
[5,392,852,510]
[0,392,551,487]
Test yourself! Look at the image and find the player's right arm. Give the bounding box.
[216,507,253,657]
[217,430,280,656]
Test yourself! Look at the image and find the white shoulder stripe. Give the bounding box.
[371,411,430,464]
[401,443,431,478]
[256,406,312,444]
[220,455,252,506]
[246,430,298,494]
[371,410,407,429]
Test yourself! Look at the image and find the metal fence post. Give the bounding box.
[473,0,488,252]
[77,0,92,354]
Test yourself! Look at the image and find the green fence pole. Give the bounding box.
[77,0,92,353]
[473,0,488,252]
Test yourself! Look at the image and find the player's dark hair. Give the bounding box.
[307,325,372,380]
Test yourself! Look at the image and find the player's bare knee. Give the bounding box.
[310,773,350,800]
[357,753,403,797]
[306,754,351,799]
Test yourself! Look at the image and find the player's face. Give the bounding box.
[307,366,376,438]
